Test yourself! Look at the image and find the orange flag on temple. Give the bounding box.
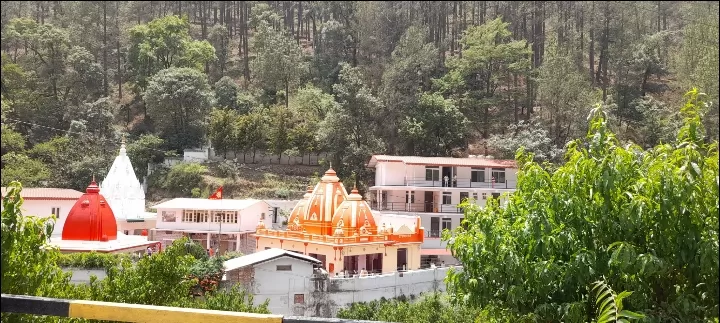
[209,187,223,200]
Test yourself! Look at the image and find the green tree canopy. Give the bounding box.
[214,76,240,110]
[143,67,214,151]
[398,92,468,156]
[250,13,306,108]
[445,90,719,322]
[127,15,216,91]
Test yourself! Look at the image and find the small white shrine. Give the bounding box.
[100,136,156,234]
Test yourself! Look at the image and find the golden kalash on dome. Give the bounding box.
[253,167,424,275]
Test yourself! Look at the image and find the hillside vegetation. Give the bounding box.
[2,1,717,192]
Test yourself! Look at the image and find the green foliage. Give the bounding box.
[536,54,598,146]
[126,134,175,179]
[399,92,468,156]
[486,119,563,163]
[127,15,216,91]
[380,25,440,154]
[1,182,74,323]
[0,124,26,157]
[267,105,292,159]
[162,163,209,197]
[234,111,267,158]
[319,63,385,179]
[208,108,239,159]
[439,17,532,138]
[214,76,240,110]
[143,67,214,151]
[337,293,483,323]
[57,252,128,270]
[445,90,719,322]
[311,19,354,92]
[592,280,645,323]
[250,9,306,107]
[0,153,50,186]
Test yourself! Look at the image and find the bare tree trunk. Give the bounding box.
[242,1,250,88]
[103,2,108,96]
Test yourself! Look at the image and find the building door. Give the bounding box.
[397,248,408,271]
[441,167,452,187]
[430,217,440,238]
[424,191,434,212]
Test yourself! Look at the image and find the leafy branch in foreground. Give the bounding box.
[592,280,644,323]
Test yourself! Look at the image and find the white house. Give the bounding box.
[223,248,322,315]
[223,248,457,317]
[1,187,83,237]
[149,198,272,254]
[366,155,518,265]
[100,138,156,235]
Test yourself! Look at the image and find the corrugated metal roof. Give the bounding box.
[0,187,84,200]
[224,248,321,271]
[150,198,266,211]
[367,155,517,168]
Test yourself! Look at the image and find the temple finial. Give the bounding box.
[329,161,333,169]
[92,173,95,182]
[121,133,126,145]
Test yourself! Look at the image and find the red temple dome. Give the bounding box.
[61,179,118,241]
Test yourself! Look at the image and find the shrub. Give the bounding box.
[57,252,129,270]
[445,90,719,322]
[162,163,208,196]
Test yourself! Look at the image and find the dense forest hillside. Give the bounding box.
[1,1,718,191]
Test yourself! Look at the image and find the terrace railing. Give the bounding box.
[1,294,388,323]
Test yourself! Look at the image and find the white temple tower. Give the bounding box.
[101,137,155,234]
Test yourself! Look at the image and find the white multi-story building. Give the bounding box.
[150,198,272,255]
[366,155,518,265]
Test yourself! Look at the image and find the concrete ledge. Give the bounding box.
[283,317,393,323]
[1,294,388,323]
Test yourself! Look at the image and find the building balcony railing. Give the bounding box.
[370,201,466,214]
[374,177,517,189]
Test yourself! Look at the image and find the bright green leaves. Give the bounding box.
[127,15,216,91]
[592,281,645,323]
[445,92,719,321]
[143,67,214,151]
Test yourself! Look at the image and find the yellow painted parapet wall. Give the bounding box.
[0,294,386,323]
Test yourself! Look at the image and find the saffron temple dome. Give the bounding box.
[253,167,425,275]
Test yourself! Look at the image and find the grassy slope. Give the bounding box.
[147,162,323,206]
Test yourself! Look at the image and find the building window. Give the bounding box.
[471,192,478,201]
[491,168,506,183]
[441,218,452,231]
[182,210,213,223]
[470,168,485,183]
[212,211,237,223]
[425,166,440,181]
[261,212,266,220]
[276,265,292,271]
[294,294,305,304]
[482,193,488,200]
[405,191,415,203]
[51,207,60,218]
[442,192,452,205]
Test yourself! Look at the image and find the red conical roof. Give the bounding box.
[61,179,118,241]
